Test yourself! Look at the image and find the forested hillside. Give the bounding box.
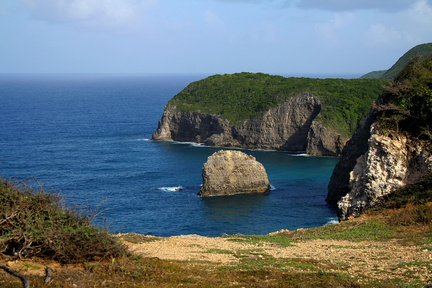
[382,43,432,79]
[361,42,432,79]
[169,73,388,138]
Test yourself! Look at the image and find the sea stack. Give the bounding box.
[198,150,270,196]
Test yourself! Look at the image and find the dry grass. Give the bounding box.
[1,176,432,287]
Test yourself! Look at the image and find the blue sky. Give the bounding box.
[1,0,431,76]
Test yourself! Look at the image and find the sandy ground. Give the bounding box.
[121,233,432,283]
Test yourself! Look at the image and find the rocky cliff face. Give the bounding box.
[328,111,432,220]
[328,55,432,221]
[306,121,345,156]
[326,109,377,204]
[152,93,347,156]
[198,150,270,196]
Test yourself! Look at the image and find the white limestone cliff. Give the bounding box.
[337,123,432,220]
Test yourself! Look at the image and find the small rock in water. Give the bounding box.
[198,150,270,196]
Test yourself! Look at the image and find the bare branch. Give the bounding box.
[0,264,30,288]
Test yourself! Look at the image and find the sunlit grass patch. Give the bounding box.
[223,234,294,247]
[203,248,233,254]
[118,233,162,244]
[286,219,395,242]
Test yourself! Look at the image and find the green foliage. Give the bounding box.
[381,42,432,79]
[287,220,395,242]
[224,234,294,247]
[169,72,388,137]
[378,56,432,138]
[388,203,432,226]
[0,177,126,263]
[360,70,387,79]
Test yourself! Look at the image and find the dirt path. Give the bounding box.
[121,233,432,283]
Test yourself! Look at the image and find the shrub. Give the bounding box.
[378,56,432,138]
[375,174,432,209]
[373,174,432,226]
[0,177,126,263]
[388,203,432,226]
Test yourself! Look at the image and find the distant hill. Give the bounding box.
[360,42,432,79]
[360,70,387,79]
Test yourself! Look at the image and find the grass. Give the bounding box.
[1,176,432,287]
[1,214,431,287]
[1,256,366,288]
[280,219,396,242]
[223,234,294,247]
[117,233,162,244]
[204,248,233,254]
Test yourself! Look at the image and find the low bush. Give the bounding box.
[375,174,432,209]
[372,174,432,226]
[378,56,432,139]
[0,177,126,263]
[388,203,432,226]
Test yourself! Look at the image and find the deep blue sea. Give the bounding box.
[0,74,339,237]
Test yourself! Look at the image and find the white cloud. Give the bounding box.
[294,0,419,13]
[409,0,432,27]
[213,0,432,13]
[364,0,432,48]
[215,0,277,3]
[204,10,225,29]
[364,23,402,48]
[20,0,158,30]
[314,12,356,45]
[249,21,278,43]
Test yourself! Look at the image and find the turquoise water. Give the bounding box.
[0,74,338,236]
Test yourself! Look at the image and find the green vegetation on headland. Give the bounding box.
[382,42,432,80]
[1,176,431,287]
[361,42,432,79]
[359,70,387,79]
[377,56,432,140]
[169,73,388,138]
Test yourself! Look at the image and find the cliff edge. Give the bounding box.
[328,57,432,220]
[153,92,344,155]
[152,74,386,156]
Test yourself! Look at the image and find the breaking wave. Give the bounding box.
[158,186,184,192]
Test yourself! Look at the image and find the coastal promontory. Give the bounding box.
[328,56,432,220]
[198,150,270,196]
[152,73,387,156]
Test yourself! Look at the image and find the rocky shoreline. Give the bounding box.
[152,93,347,157]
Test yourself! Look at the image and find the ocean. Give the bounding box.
[0,74,339,237]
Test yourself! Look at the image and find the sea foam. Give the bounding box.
[158,186,184,192]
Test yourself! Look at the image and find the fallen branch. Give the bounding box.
[44,266,52,283]
[0,264,30,288]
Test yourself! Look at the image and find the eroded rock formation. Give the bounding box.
[198,150,270,196]
[152,93,347,156]
[326,109,377,204]
[328,108,432,221]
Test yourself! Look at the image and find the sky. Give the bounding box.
[1,0,431,76]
